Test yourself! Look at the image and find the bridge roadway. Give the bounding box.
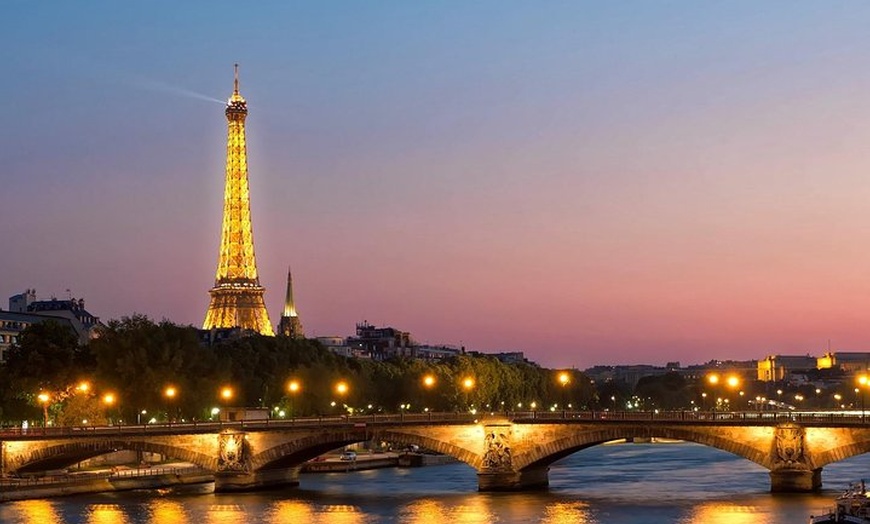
[4,410,870,492]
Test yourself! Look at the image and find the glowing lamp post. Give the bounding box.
[334,381,349,414]
[37,392,50,431]
[422,374,436,414]
[103,393,116,425]
[461,377,475,412]
[164,386,177,424]
[858,374,869,422]
[287,379,300,418]
[557,372,570,416]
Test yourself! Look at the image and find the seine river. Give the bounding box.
[3,441,869,523]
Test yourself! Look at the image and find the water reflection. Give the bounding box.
[9,500,63,524]
[149,499,188,524]
[680,501,763,524]
[318,504,367,524]
[540,501,594,524]
[266,500,314,523]
[205,504,243,524]
[87,504,128,524]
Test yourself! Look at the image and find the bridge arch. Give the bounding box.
[251,428,481,471]
[10,439,217,474]
[515,425,771,472]
[810,437,870,469]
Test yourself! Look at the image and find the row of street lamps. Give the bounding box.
[34,370,580,426]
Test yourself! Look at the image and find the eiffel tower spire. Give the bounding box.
[202,65,274,336]
[279,266,304,339]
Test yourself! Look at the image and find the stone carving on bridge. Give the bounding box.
[218,431,249,473]
[482,426,513,471]
[773,423,807,470]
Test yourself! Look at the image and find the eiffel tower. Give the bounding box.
[202,65,274,336]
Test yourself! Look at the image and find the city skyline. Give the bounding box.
[5,3,870,368]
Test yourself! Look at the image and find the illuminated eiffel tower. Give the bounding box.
[202,65,274,336]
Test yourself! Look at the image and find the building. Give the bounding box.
[817,352,870,373]
[757,355,817,382]
[347,321,413,360]
[202,65,274,336]
[278,267,304,339]
[1,290,99,362]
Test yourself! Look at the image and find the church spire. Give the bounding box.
[279,266,304,339]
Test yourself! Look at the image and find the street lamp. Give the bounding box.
[164,386,177,423]
[461,377,475,412]
[37,392,50,430]
[334,381,349,414]
[103,392,116,425]
[287,379,300,418]
[858,374,868,422]
[557,372,570,414]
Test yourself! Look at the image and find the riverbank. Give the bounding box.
[0,466,211,502]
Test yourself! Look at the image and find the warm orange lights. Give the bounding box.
[462,377,475,391]
[422,375,436,388]
[288,380,301,394]
[164,386,177,399]
[37,392,50,404]
[707,373,720,385]
[558,371,571,387]
[220,386,234,401]
[335,381,349,396]
[103,393,116,406]
[726,375,740,389]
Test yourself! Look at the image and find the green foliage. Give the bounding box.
[0,316,604,423]
[634,372,691,410]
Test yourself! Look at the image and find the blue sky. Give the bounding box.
[5,2,870,367]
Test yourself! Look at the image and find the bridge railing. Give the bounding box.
[2,410,870,438]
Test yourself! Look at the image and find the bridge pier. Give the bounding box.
[769,468,821,493]
[214,467,300,492]
[477,466,549,491]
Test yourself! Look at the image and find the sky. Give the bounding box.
[4,2,870,368]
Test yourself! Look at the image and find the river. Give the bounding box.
[2,441,869,523]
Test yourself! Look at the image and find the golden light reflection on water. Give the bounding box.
[680,502,760,524]
[149,499,188,524]
[541,501,594,524]
[206,504,244,524]
[401,499,449,523]
[262,501,368,524]
[397,497,494,524]
[11,500,63,524]
[266,500,314,523]
[318,504,367,524]
[88,504,128,524]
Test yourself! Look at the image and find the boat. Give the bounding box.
[810,481,870,523]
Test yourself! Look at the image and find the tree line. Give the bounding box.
[0,316,603,426]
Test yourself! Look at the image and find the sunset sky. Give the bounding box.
[5,2,870,368]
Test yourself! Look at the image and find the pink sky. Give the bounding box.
[4,3,870,368]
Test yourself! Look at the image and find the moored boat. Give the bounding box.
[810,481,870,523]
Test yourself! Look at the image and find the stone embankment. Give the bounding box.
[0,466,211,502]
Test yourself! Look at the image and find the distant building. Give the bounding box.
[0,311,77,362]
[757,355,817,382]
[0,290,101,361]
[347,321,413,360]
[816,352,870,373]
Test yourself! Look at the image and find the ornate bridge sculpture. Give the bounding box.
[4,412,870,492]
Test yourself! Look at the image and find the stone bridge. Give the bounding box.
[3,411,870,492]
